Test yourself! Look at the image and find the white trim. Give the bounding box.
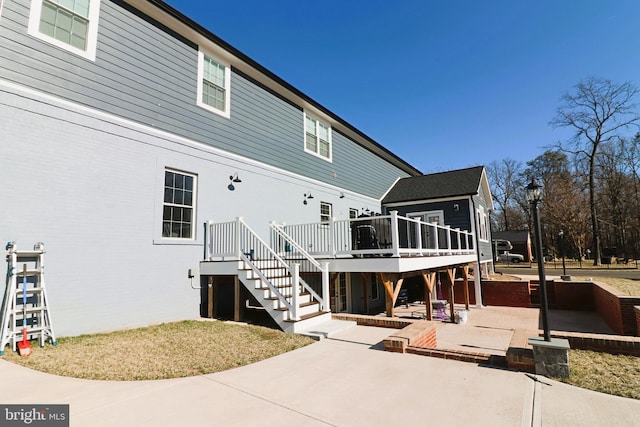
[408,210,445,225]
[196,49,231,119]
[335,272,351,312]
[159,167,198,243]
[28,0,101,62]
[369,274,380,301]
[476,204,489,242]
[303,111,332,162]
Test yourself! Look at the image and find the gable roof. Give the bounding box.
[382,166,489,204]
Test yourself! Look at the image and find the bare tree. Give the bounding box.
[487,158,524,231]
[551,77,640,265]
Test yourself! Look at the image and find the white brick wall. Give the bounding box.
[0,83,381,336]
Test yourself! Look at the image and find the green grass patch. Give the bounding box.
[559,350,640,400]
[2,320,313,380]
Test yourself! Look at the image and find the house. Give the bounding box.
[1,0,479,340]
[381,166,495,302]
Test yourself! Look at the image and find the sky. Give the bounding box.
[165,0,640,174]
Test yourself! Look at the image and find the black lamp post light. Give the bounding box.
[558,229,571,281]
[526,178,551,342]
[526,178,571,378]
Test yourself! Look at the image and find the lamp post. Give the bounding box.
[559,229,570,280]
[527,178,551,342]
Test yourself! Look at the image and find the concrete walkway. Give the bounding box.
[1,325,638,426]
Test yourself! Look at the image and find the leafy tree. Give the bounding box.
[551,77,640,265]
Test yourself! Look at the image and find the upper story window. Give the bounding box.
[197,50,231,118]
[305,113,332,161]
[163,169,197,239]
[28,0,101,61]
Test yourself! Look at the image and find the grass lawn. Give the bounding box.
[1,320,313,380]
[560,350,640,400]
[581,277,640,296]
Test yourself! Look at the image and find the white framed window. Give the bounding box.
[28,0,101,61]
[304,113,332,161]
[162,169,197,239]
[320,201,332,223]
[197,50,231,118]
[477,205,489,241]
[349,208,358,219]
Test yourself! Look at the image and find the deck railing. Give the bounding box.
[265,211,474,258]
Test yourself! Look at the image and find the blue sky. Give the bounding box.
[166,0,640,174]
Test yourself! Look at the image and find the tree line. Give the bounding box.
[488,76,640,265]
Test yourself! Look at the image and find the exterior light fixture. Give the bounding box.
[228,173,242,191]
[303,193,314,205]
[526,177,550,341]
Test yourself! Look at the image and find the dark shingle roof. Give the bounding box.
[383,166,486,204]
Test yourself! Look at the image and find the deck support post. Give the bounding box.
[234,276,241,321]
[379,273,404,317]
[321,262,330,312]
[444,267,456,322]
[473,261,483,308]
[421,270,435,320]
[462,265,470,310]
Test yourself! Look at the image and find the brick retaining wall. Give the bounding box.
[592,282,640,336]
[551,330,640,356]
[331,313,414,329]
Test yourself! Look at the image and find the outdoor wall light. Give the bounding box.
[340,192,345,199]
[303,193,314,205]
[228,173,242,191]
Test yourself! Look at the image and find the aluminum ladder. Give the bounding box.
[0,242,57,355]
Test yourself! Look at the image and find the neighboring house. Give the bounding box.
[492,230,533,262]
[1,0,478,339]
[382,166,495,284]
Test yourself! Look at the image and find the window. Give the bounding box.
[304,113,332,161]
[197,50,231,118]
[477,205,488,241]
[349,208,358,219]
[162,170,196,239]
[320,202,332,223]
[28,0,101,60]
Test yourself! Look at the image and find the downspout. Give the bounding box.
[470,195,484,307]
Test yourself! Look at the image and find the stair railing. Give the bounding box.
[234,217,304,320]
[270,222,330,312]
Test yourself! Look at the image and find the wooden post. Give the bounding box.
[234,276,241,321]
[207,276,214,318]
[462,265,470,310]
[421,270,435,320]
[378,272,404,317]
[445,268,456,322]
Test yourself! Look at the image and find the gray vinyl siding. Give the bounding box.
[472,194,493,262]
[0,0,409,198]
